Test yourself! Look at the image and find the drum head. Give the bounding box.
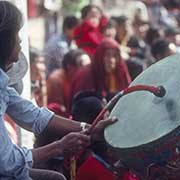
[105,54,180,149]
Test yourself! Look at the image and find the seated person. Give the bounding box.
[71,38,131,99]
[47,49,90,117]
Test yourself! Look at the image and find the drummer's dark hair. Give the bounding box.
[71,91,103,124]
[0,1,23,70]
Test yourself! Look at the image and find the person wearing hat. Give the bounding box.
[0,1,116,179]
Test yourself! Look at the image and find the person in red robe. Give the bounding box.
[74,4,108,57]
[71,38,131,100]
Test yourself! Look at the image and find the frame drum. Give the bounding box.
[104,54,180,177]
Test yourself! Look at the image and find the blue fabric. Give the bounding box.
[44,33,75,76]
[0,69,54,179]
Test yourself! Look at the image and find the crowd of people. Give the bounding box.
[30,0,179,116]
[1,0,180,179]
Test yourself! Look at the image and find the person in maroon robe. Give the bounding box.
[71,38,131,100]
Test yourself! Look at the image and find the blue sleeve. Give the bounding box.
[6,87,54,135]
[0,114,33,179]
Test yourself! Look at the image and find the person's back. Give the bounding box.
[46,49,90,116]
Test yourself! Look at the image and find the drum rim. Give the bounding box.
[105,125,180,157]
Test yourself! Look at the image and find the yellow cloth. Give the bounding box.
[108,73,118,92]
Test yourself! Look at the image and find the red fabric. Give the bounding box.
[71,65,92,97]
[75,156,116,180]
[28,0,38,18]
[74,17,108,57]
[76,156,139,180]
[71,38,131,98]
[124,173,140,180]
[47,103,68,117]
[99,15,109,33]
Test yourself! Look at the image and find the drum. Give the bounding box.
[104,54,180,179]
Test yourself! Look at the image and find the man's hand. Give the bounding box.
[32,118,116,163]
[32,132,90,163]
[91,117,118,141]
[55,132,90,158]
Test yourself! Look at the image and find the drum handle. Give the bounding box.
[87,85,166,134]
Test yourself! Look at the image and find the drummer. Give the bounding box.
[71,91,139,180]
[0,1,116,179]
